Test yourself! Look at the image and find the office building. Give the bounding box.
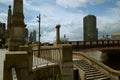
[25,28,28,42]
[83,15,98,41]
[29,30,36,42]
[0,22,6,38]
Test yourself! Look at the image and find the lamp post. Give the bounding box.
[37,14,41,57]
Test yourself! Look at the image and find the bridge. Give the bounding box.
[68,40,120,80]
[66,40,120,52]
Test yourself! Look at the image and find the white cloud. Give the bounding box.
[24,0,120,42]
[24,0,40,12]
[0,13,7,23]
[0,0,120,43]
[56,0,88,8]
[97,16,120,38]
[116,1,120,7]
[56,0,107,8]
[95,0,120,39]
[41,31,56,43]
[106,5,120,19]
[0,0,12,4]
[26,8,85,42]
[90,0,106,4]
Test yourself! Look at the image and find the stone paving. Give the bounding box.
[0,49,7,80]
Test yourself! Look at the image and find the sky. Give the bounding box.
[0,0,120,43]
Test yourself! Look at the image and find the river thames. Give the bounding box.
[85,51,120,70]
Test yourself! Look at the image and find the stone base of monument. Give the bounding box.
[8,38,25,51]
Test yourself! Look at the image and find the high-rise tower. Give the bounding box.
[83,15,98,41]
[8,0,26,51]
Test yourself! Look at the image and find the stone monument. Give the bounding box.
[7,5,12,39]
[54,24,61,45]
[8,0,26,51]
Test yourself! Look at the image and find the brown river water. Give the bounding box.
[85,51,120,70]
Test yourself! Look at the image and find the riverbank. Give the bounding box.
[84,51,120,70]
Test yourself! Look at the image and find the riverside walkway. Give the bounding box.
[0,49,7,80]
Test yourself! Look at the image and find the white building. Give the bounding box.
[111,32,120,40]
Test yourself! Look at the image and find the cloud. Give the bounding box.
[0,0,12,23]
[24,0,40,12]
[90,0,106,4]
[95,0,120,39]
[56,0,88,8]
[41,31,56,43]
[0,0,120,43]
[0,13,7,23]
[56,0,107,8]
[97,16,120,38]
[0,0,12,4]
[105,1,120,19]
[26,9,85,42]
[116,1,120,7]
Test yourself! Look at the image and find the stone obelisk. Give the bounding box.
[9,0,26,51]
[12,0,24,25]
[7,5,12,39]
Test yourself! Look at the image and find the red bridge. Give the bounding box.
[66,40,120,52]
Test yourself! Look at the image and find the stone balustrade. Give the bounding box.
[3,44,73,80]
[74,52,120,80]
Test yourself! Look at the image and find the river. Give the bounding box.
[85,51,120,70]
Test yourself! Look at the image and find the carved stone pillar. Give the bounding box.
[54,24,61,45]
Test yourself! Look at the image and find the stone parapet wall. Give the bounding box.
[4,44,73,80]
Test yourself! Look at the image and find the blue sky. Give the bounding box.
[0,0,120,43]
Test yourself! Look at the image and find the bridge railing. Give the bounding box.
[68,40,120,46]
[66,40,120,51]
[32,47,61,68]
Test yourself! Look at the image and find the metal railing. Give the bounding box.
[32,48,61,68]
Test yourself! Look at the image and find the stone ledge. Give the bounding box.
[6,51,27,54]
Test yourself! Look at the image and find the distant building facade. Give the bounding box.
[111,32,120,40]
[83,15,98,41]
[0,22,6,44]
[0,22,6,37]
[29,30,36,42]
[25,28,28,42]
[33,30,36,42]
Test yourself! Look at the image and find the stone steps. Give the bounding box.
[74,60,111,80]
